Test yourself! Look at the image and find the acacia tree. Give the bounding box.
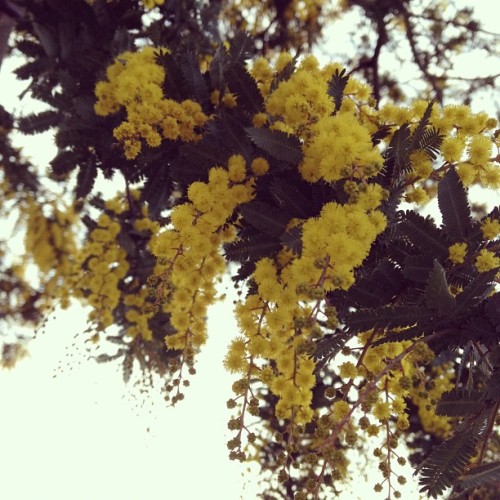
[1,1,499,498]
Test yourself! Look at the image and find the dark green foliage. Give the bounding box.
[270,53,299,92]
[181,51,210,110]
[213,112,254,161]
[314,330,353,373]
[226,63,264,113]
[209,46,226,91]
[246,127,302,165]
[455,460,500,491]
[343,259,405,308]
[436,389,484,417]
[384,103,443,182]
[397,210,450,260]
[415,127,443,161]
[239,200,289,238]
[409,100,434,154]
[371,124,392,145]
[455,268,497,316]
[140,164,173,219]
[228,31,255,63]
[156,51,184,101]
[344,305,429,333]
[269,178,310,219]
[17,110,60,134]
[386,123,412,174]
[328,68,349,114]
[438,167,472,242]
[176,137,229,183]
[484,292,500,326]
[224,236,281,262]
[418,412,489,498]
[75,162,97,199]
[280,226,302,255]
[424,260,455,316]
[403,255,434,283]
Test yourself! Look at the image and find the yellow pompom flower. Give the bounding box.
[449,242,467,264]
[332,400,351,421]
[339,361,358,379]
[250,157,270,176]
[467,135,492,165]
[373,400,391,421]
[228,155,247,182]
[475,249,500,272]
[481,218,500,240]
[405,187,429,205]
[440,136,465,163]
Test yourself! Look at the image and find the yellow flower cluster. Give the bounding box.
[301,112,385,182]
[232,288,317,424]
[481,218,500,240]
[228,199,387,425]
[412,363,455,438]
[94,47,209,159]
[69,208,129,330]
[448,242,468,264]
[380,100,499,190]
[24,198,76,277]
[265,56,337,134]
[66,195,167,339]
[150,155,255,352]
[287,202,387,291]
[475,249,500,273]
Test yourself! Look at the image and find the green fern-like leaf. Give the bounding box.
[409,100,434,151]
[226,63,264,113]
[397,210,450,260]
[455,269,497,316]
[436,389,484,417]
[246,127,302,165]
[344,305,428,333]
[403,254,434,283]
[213,112,253,160]
[141,165,172,218]
[457,461,500,491]
[280,226,302,255]
[209,45,227,90]
[418,428,480,498]
[416,126,443,161]
[155,51,183,101]
[438,167,472,242]
[240,200,289,238]
[270,53,299,92]
[314,331,353,373]
[229,31,255,63]
[387,123,412,173]
[346,259,405,308]
[224,236,281,262]
[181,51,210,110]
[327,68,349,113]
[75,162,97,199]
[51,150,78,176]
[17,110,60,134]
[424,260,456,316]
[269,178,310,218]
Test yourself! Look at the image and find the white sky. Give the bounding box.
[0,3,499,499]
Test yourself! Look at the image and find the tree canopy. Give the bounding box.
[0,1,499,498]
